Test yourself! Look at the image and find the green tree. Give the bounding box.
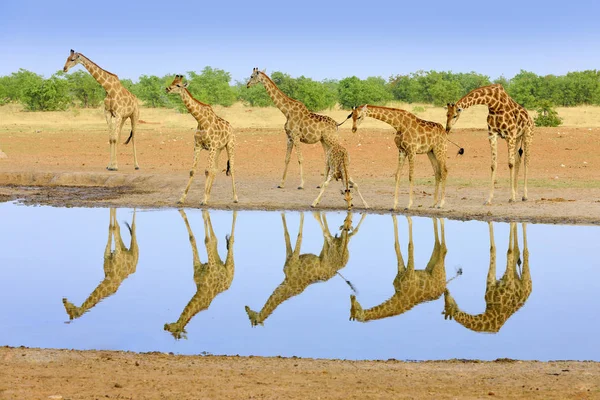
[21,72,70,111]
[64,70,104,107]
[187,67,236,106]
[506,70,540,108]
[133,75,170,108]
[338,76,392,109]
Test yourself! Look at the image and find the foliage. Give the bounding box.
[338,76,392,109]
[534,100,562,127]
[21,72,71,111]
[63,70,105,108]
[187,67,237,107]
[131,75,171,108]
[411,106,425,113]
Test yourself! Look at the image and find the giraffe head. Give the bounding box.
[350,105,368,133]
[246,67,263,88]
[164,322,187,340]
[445,103,463,132]
[63,49,81,73]
[165,75,189,94]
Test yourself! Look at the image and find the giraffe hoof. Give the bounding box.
[106,167,118,171]
[135,166,140,170]
[522,197,528,202]
[509,198,515,203]
[484,201,492,206]
[297,186,304,190]
[277,185,284,189]
[233,199,239,204]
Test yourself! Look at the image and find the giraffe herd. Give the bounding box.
[56,50,534,210]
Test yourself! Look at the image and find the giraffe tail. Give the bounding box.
[124,130,133,145]
[226,160,231,176]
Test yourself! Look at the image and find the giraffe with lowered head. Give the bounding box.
[246,68,342,190]
[164,209,236,339]
[445,84,534,204]
[62,208,138,320]
[350,216,460,322]
[351,105,449,210]
[63,50,140,170]
[245,212,366,326]
[166,75,238,205]
[442,222,531,333]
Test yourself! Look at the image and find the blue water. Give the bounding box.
[0,202,598,361]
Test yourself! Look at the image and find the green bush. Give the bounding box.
[21,72,70,111]
[338,76,392,109]
[187,67,237,107]
[534,101,562,127]
[411,106,425,113]
[63,70,105,108]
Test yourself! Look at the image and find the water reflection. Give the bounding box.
[245,212,366,326]
[442,222,531,333]
[62,208,139,320]
[350,216,460,322]
[164,210,237,339]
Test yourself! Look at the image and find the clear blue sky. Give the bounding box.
[1,0,599,83]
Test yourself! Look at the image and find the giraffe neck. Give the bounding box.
[456,85,506,111]
[253,281,304,324]
[364,105,419,132]
[178,88,215,130]
[259,72,304,116]
[77,54,121,93]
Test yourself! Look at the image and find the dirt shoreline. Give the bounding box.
[1,347,598,400]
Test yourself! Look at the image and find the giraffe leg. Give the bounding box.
[203,149,221,205]
[507,138,517,203]
[178,147,201,204]
[427,152,440,208]
[107,116,123,171]
[486,133,498,205]
[311,173,333,208]
[406,216,414,272]
[294,138,305,190]
[392,215,406,279]
[392,151,407,211]
[225,142,238,203]
[406,153,415,210]
[130,111,140,170]
[348,177,369,209]
[522,127,533,201]
[512,136,523,200]
[281,213,293,258]
[278,137,293,189]
[486,222,497,291]
[438,153,448,209]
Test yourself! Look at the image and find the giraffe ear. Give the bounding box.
[183,82,189,88]
[70,49,74,54]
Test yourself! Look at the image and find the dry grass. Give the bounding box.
[1,102,600,134]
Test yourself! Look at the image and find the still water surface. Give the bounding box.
[0,202,598,361]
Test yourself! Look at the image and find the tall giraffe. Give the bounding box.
[246,68,341,189]
[351,105,449,210]
[442,222,531,333]
[350,216,459,322]
[165,75,238,205]
[245,212,366,326]
[62,208,138,320]
[445,84,534,204]
[164,210,236,339]
[63,50,140,171]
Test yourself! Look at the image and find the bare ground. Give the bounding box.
[1,124,599,224]
[1,347,599,400]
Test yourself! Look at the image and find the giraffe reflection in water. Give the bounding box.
[164,210,237,339]
[443,222,531,333]
[62,208,138,320]
[350,216,460,322]
[245,212,366,326]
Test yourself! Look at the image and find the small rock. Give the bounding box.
[114,382,123,388]
[48,396,63,400]
[488,392,495,396]
[583,161,587,164]
[560,164,565,167]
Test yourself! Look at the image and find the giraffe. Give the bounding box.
[442,222,531,333]
[62,208,138,320]
[351,104,449,210]
[350,216,460,322]
[246,68,342,189]
[63,50,140,171]
[445,84,534,204]
[164,209,236,339]
[245,211,366,326]
[165,75,238,205]
[311,140,369,210]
